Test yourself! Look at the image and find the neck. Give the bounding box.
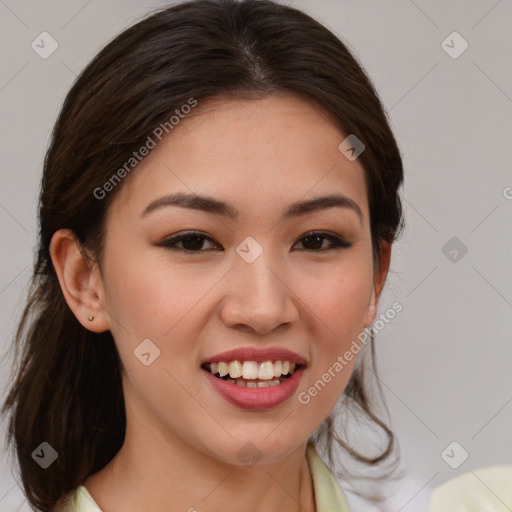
[84,418,316,512]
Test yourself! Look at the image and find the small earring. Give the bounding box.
[88,315,95,321]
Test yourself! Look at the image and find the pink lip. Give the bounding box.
[201,347,308,366]
[200,365,306,410]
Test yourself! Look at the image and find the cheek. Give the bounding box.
[101,247,223,387]
[100,250,204,417]
[297,258,372,404]
[102,247,203,334]
[299,257,373,338]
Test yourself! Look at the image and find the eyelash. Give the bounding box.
[157,230,352,253]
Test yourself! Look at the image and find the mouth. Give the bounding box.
[201,360,305,388]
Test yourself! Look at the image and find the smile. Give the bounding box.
[201,360,302,388]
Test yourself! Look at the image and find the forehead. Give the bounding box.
[107,93,369,225]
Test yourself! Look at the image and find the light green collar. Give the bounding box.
[306,443,351,512]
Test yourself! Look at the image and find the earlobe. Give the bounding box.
[49,229,110,332]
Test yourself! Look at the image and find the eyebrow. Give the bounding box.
[140,192,363,223]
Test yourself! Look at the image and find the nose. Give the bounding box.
[219,249,299,336]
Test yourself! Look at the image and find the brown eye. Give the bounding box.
[157,232,221,252]
[293,232,352,251]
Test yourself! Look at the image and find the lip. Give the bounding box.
[201,347,308,366]
[201,365,306,410]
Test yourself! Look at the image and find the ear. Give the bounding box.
[364,241,392,327]
[49,229,110,332]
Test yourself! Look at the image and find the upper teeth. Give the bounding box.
[209,360,297,380]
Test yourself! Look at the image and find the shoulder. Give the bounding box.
[429,465,512,512]
[53,486,103,512]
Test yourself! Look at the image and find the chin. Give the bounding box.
[205,437,304,468]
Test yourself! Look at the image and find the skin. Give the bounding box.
[50,92,390,512]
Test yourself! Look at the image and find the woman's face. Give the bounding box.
[94,93,387,465]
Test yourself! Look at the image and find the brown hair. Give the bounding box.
[1,0,404,509]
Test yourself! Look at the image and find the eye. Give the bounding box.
[293,231,352,251]
[157,230,351,253]
[157,231,221,252]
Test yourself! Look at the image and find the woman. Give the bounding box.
[1,1,404,510]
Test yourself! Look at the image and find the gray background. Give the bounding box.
[1,1,511,510]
